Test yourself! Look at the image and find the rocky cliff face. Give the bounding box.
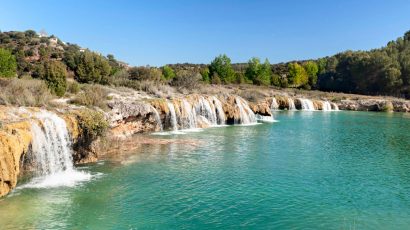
[0,120,32,197]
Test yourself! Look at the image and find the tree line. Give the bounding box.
[1,30,410,98]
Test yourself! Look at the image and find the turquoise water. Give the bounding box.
[1,111,410,229]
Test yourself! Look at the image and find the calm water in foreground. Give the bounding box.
[1,111,410,229]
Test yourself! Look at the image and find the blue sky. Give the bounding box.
[1,0,410,66]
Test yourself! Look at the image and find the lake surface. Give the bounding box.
[1,111,410,229]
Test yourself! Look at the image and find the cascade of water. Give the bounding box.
[271,98,279,110]
[181,99,197,129]
[332,103,340,111]
[27,110,91,188]
[299,99,316,111]
[210,96,226,125]
[288,98,296,110]
[150,106,163,131]
[167,102,178,131]
[322,101,332,111]
[195,96,217,125]
[30,111,74,175]
[234,97,256,124]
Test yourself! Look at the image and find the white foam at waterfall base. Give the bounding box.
[256,114,279,123]
[21,170,93,189]
[23,110,93,189]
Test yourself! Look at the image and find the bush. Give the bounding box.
[67,81,80,94]
[162,65,176,80]
[0,78,52,106]
[75,51,111,84]
[211,72,222,84]
[76,109,108,140]
[171,70,201,89]
[128,66,162,81]
[381,101,394,112]
[71,84,108,110]
[41,61,67,97]
[0,48,17,78]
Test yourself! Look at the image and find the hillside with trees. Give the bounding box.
[0,29,410,100]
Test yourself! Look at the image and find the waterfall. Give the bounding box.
[210,96,226,125]
[288,98,296,110]
[271,98,279,110]
[150,106,163,131]
[195,96,218,125]
[181,99,197,129]
[167,102,178,131]
[26,110,91,188]
[332,103,340,111]
[234,97,256,124]
[322,101,332,111]
[299,99,315,111]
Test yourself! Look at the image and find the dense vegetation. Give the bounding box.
[0,29,410,99]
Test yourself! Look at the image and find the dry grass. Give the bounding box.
[0,78,53,106]
[70,84,109,110]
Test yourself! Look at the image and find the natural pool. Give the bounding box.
[1,111,410,229]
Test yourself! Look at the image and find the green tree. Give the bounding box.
[257,59,272,86]
[245,57,271,85]
[288,62,308,87]
[245,57,261,83]
[75,51,111,84]
[303,61,319,87]
[162,65,176,80]
[209,54,235,83]
[42,61,68,96]
[0,48,17,78]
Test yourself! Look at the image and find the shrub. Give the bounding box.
[162,65,176,80]
[0,48,17,78]
[211,72,222,84]
[0,78,53,106]
[41,61,67,97]
[128,66,162,81]
[67,81,80,94]
[171,70,201,89]
[381,101,394,112]
[76,109,108,140]
[71,84,108,110]
[75,51,111,84]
